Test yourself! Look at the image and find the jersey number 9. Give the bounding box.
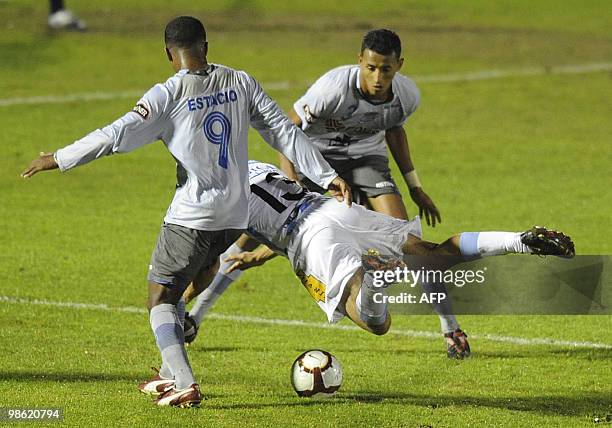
[203,111,231,169]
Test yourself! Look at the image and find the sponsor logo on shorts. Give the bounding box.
[133,103,150,119]
[375,181,395,189]
[297,270,326,302]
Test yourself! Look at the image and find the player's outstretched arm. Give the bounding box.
[225,245,278,274]
[21,152,59,178]
[386,126,441,227]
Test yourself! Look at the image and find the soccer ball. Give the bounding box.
[290,349,343,397]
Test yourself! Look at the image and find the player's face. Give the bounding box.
[358,49,403,101]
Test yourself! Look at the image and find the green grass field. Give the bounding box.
[1,1,611,426]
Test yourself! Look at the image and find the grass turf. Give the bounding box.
[1,0,611,426]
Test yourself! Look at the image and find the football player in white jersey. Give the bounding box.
[279,28,441,226]
[184,161,575,359]
[21,17,351,408]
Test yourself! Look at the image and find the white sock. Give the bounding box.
[150,304,195,389]
[460,232,531,258]
[190,243,244,326]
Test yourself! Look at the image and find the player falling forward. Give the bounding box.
[182,161,574,360]
[22,17,351,408]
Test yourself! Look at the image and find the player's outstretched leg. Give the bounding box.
[188,244,245,334]
[404,226,575,259]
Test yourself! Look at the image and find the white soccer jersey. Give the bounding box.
[293,65,420,160]
[54,65,338,231]
[246,160,323,253]
[247,161,422,322]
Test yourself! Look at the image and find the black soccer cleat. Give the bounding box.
[444,329,471,359]
[183,313,199,345]
[520,226,575,258]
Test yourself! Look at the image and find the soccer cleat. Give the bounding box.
[48,9,87,31]
[521,226,575,258]
[154,383,202,408]
[138,367,175,398]
[444,329,471,359]
[184,312,199,345]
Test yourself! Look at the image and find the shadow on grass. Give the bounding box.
[0,371,135,383]
[189,346,242,353]
[208,391,612,417]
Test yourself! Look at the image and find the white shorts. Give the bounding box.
[286,199,422,322]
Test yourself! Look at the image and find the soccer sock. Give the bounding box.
[459,232,531,258]
[150,303,195,390]
[189,243,245,326]
[356,271,388,326]
[157,297,187,379]
[176,297,186,328]
[420,281,459,334]
[50,0,64,14]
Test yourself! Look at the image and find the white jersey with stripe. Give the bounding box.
[54,65,338,231]
[293,65,420,160]
[246,161,324,253]
[247,160,422,323]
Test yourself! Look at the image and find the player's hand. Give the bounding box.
[409,187,441,227]
[328,176,352,206]
[225,251,267,274]
[21,152,58,178]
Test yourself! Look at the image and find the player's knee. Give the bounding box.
[369,314,391,336]
[148,281,182,310]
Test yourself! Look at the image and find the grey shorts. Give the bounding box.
[299,155,399,204]
[147,223,243,288]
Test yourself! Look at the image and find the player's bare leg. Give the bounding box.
[402,227,575,260]
[183,258,220,304]
[337,269,391,336]
[367,193,409,220]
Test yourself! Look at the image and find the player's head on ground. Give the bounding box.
[358,29,404,101]
[164,16,208,71]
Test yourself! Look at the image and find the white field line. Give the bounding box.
[1,295,610,350]
[1,62,611,107]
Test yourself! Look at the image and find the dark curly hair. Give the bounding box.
[361,29,401,59]
[165,16,206,48]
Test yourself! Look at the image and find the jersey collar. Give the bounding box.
[355,68,395,105]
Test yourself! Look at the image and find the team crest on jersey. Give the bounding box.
[297,270,326,302]
[132,103,150,119]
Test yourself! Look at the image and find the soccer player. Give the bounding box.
[184,161,574,360]
[48,0,86,31]
[279,28,441,226]
[21,17,351,408]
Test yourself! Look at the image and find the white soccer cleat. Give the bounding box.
[154,383,202,408]
[138,367,175,398]
[48,9,87,31]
